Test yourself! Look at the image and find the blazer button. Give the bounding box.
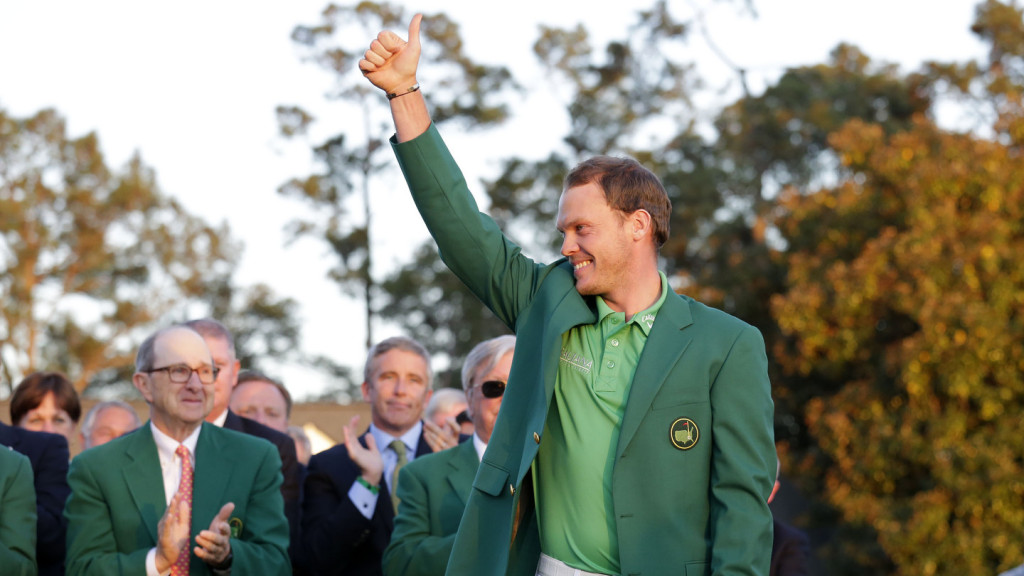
[533,432,541,444]
[509,484,516,496]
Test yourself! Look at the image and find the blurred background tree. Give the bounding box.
[0,106,301,397]
[276,1,517,390]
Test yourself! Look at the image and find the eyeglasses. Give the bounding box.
[478,380,506,398]
[146,364,220,384]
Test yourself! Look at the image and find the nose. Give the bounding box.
[42,422,56,433]
[560,233,576,257]
[186,371,204,390]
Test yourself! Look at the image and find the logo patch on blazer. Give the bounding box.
[669,418,699,450]
[229,517,243,538]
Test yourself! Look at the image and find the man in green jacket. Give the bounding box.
[64,326,290,576]
[0,447,36,576]
[384,335,516,576]
[359,15,776,576]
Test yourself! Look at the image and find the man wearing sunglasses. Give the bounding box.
[359,15,776,576]
[64,325,290,575]
[384,335,516,576]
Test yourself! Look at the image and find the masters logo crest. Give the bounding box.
[669,417,699,450]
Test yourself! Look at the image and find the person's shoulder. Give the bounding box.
[407,441,473,476]
[306,441,361,475]
[404,445,453,472]
[231,411,292,445]
[73,426,146,467]
[309,441,349,462]
[672,291,756,332]
[2,424,69,464]
[208,421,274,451]
[0,445,31,471]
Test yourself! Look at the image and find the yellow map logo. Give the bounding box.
[669,417,699,450]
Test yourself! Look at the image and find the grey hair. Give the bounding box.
[81,400,141,440]
[364,336,433,387]
[425,388,468,422]
[460,335,516,392]
[136,327,173,372]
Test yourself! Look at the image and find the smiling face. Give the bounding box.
[362,348,433,437]
[18,392,76,441]
[557,182,637,306]
[133,327,216,441]
[467,351,513,444]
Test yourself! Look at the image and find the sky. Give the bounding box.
[0,0,990,400]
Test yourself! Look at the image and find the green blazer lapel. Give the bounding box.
[447,441,480,507]
[122,423,165,545]
[192,423,235,534]
[617,295,695,459]
[542,262,599,401]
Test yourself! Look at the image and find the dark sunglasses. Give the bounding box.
[479,380,506,398]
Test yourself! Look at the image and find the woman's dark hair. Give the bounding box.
[11,371,82,425]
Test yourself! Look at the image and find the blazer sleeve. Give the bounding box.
[228,443,291,575]
[392,124,546,331]
[709,325,777,576]
[64,454,150,576]
[34,432,70,573]
[0,450,37,576]
[301,447,383,573]
[383,462,455,576]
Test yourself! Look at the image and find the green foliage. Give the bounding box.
[377,242,510,387]
[0,107,234,393]
[774,115,1024,575]
[279,1,517,366]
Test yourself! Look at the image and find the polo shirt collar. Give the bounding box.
[595,271,670,336]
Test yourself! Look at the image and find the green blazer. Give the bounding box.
[393,125,776,576]
[64,422,290,576]
[383,439,478,576]
[0,448,37,576]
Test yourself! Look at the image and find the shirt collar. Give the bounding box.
[472,432,487,462]
[209,408,228,428]
[595,271,670,336]
[369,420,423,455]
[151,421,201,464]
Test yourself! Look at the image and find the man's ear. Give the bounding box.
[631,209,653,241]
[360,380,372,402]
[132,372,153,403]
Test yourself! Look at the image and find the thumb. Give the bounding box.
[407,13,422,49]
[215,502,235,524]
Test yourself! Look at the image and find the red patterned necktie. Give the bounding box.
[171,444,193,576]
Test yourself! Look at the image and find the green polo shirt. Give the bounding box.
[534,272,669,574]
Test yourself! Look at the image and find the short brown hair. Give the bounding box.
[236,369,293,417]
[11,371,82,425]
[564,156,672,247]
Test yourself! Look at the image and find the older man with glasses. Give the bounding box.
[383,335,516,576]
[64,325,290,576]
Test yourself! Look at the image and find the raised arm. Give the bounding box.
[358,13,431,142]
